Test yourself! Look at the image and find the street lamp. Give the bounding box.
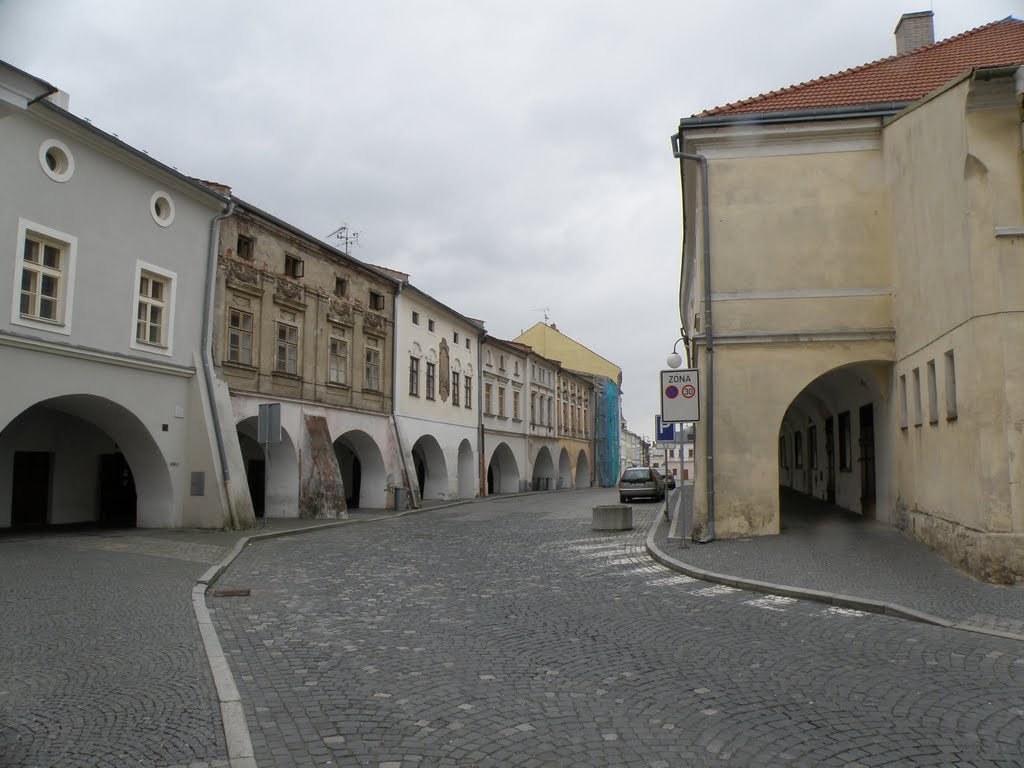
[666,337,688,369]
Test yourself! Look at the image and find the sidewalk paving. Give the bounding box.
[649,485,1024,641]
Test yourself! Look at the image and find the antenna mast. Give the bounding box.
[325,224,361,252]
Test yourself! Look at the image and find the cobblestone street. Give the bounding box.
[0,532,231,767]
[209,490,1024,767]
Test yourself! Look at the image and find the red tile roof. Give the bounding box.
[698,17,1024,118]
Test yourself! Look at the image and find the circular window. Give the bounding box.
[150,191,175,227]
[39,139,74,182]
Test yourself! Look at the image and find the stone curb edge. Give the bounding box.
[189,488,588,767]
[645,517,1024,644]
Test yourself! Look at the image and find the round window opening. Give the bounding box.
[150,191,175,227]
[39,139,74,182]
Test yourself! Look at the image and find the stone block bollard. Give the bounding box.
[592,504,633,531]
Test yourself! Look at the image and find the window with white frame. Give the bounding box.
[513,391,520,420]
[13,219,77,334]
[365,337,382,391]
[227,308,253,365]
[498,387,506,417]
[276,322,299,374]
[130,261,176,354]
[409,356,420,396]
[464,375,472,408]
[452,371,460,406]
[329,334,348,385]
[484,382,493,414]
[426,362,436,400]
[135,271,169,347]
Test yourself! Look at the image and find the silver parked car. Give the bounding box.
[617,466,665,503]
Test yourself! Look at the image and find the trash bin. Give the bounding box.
[394,487,408,511]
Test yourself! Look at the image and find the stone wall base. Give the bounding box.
[896,503,1024,584]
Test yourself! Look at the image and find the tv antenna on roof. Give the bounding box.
[325,224,361,252]
[532,306,551,324]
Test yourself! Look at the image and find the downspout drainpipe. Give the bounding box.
[1015,66,1024,152]
[478,335,485,496]
[672,137,715,542]
[391,281,415,507]
[203,201,239,529]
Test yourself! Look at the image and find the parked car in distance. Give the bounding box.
[618,466,665,503]
[658,469,676,490]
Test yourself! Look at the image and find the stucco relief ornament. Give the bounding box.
[438,339,451,402]
[275,280,303,302]
[364,312,384,331]
[227,260,259,286]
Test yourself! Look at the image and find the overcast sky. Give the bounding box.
[1,0,1017,438]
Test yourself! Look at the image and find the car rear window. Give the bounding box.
[622,468,651,481]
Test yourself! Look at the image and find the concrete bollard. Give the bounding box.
[592,504,633,531]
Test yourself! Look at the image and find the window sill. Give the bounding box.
[223,360,257,373]
[362,388,384,396]
[325,381,351,391]
[272,370,302,380]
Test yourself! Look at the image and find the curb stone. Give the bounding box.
[645,515,1024,644]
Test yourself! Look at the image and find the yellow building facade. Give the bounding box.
[674,15,1024,581]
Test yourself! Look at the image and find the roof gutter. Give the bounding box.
[679,101,911,130]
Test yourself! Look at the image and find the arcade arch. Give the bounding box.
[412,434,448,501]
[237,416,298,518]
[575,450,591,488]
[0,394,173,529]
[487,442,521,495]
[777,361,893,527]
[531,446,555,491]
[558,448,571,489]
[334,430,387,509]
[457,439,475,499]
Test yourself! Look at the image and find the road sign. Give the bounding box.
[258,402,282,444]
[655,415,675,442]
[661,369,700,423]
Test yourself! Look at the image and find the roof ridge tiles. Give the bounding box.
[695,16,1023,119]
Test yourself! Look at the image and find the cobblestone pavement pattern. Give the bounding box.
[211,490,1024,767]
[0,532,231,767]
[660,486,1024,636]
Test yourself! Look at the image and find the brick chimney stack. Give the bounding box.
[894,11,935,55]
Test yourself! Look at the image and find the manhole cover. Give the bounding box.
[210,588,251,597]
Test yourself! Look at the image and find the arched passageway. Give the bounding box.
[412,434,448,501]
[487,442,521,495]
[0,394,173,529]
[334,430,387,509]
[558,448,571,489]
[575,450,591,489]
[778,361,892,528]
[457,439,475,499]
[237,416,299,518]
[531,446,555,491]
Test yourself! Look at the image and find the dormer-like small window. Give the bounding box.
[370,291,385,311]
[284,254,303,278]
[237,235,254,260]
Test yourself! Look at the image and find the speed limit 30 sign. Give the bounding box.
[661,369,700,423]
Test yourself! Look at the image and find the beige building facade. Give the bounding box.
[214,200,403,518]
[673,14,1024,581]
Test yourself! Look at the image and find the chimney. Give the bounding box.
[894,11,934,55]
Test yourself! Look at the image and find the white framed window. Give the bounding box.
[227,308,253,365]
[409,356,420,396]
[498,387,506,417]
[12,219,77,335]
[39,139,74,183]
[364,337,382,391]
[129,261,176,354]
[276,322,299,374]
[412,311,420,325]
[329,336,348,385]
[150,191,175,227]
[427,318,435,332]
[452,371,460,406]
